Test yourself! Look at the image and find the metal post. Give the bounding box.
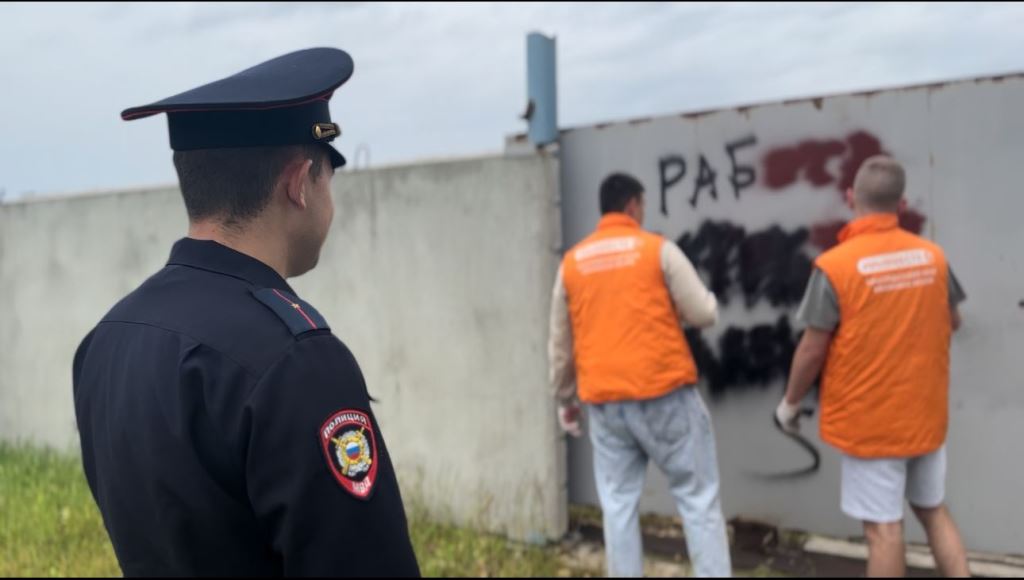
[526,32,558,147]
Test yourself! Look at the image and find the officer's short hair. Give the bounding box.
[853,155,905,211]
[173,144,327,224]
[599,172,645,214]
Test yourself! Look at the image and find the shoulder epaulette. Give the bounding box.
[253,288,330,336]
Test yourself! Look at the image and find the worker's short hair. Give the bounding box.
[599,172,644,214]
[853,155,905,211]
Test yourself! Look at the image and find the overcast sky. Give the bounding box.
[2,2,1022,200]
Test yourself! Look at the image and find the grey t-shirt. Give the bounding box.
[796,266,967,331]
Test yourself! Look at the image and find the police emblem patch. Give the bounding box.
[319,410,378,499]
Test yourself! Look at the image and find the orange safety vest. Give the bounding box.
[561,213,698,404]
[816,213,951,458]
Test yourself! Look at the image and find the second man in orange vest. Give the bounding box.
[776,156,970,577]
[548,173,731,577]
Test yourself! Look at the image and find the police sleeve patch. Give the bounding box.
[319,410,378,500]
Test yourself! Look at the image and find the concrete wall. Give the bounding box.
[293,155,566,542]
[0,187,187,449]
[555,74,1024,554]
[0,154,566,542]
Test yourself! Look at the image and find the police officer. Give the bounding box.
[72,48,421,577]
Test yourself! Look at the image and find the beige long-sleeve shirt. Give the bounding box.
[548,240,717,402]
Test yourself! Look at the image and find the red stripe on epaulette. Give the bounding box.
[271,288,317,330]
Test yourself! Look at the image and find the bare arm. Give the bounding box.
[783,328,833,406]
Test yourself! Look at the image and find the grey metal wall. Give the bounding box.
[556,74,1024,554]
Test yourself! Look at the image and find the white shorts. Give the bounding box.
[840,445,946,523]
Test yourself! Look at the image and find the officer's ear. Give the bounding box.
[282,157,314,210]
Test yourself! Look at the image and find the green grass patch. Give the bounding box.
[1,443,796,577]
[0,443,560,577]
[0,443,120,577]
[408,508,560,577]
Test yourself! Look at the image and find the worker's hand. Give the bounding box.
[774,398,803,434]
[558,400,582,437]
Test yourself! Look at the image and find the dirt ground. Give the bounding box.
[563,506,956,578]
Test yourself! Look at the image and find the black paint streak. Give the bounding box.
[677,221,745,302]
[676,219,819,398]
[658,155,687,216]
[690,155,719,208]
[686,317,799,400]
[725,135,758,199]
[677,221,812,308]
[738,226,813,309]
[659,135,759,213]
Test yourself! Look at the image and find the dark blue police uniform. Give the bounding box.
[72,48,420,577]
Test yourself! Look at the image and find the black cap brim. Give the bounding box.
[325,144,346,169]
[121,47,354,166]
[121,48,354,121]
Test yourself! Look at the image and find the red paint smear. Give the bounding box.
[838,131,885,193]
[801,140,846,186]
[898,208,926,234]
[809,208,928,252]
[763,140,845,190]
[810,220,848,251]
[762,148,803,189]
[762,131,885,197]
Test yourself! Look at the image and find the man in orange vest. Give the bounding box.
[548,173,730,577]
[776,156,969,577]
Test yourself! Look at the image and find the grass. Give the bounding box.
[0,443,120,577]
[0,443,790,577]
[409,509,560,577]
[0,443,560,578]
